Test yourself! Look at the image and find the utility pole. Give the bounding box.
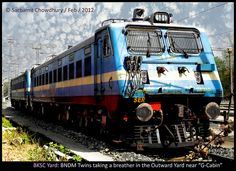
[7,38,14,100]
[32,44,42,65]
[7,38,14,78]
[227,47,234,117]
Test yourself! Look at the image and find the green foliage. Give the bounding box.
[47,142,82,161]
[48,142,70,154]
[3,81,9,97]
[28,146,48,161]
[44,146,58,161]
[2,117,13,128]
[215,49,234,99]
[3,129,19,144]
[72,154,82,162]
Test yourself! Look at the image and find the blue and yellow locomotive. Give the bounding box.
[10,9,223,149]
[10,70,31,110]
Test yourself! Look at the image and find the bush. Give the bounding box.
[2,117,13,128]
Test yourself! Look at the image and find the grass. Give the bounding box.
[2,128,50,161]
[2,117,82,161]
[2,116,13,128]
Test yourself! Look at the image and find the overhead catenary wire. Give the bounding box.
[208,30,234,37]
[176,2,229,22]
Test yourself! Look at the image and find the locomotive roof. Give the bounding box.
[11,69,31,81]
[107,20,204,32]
[32,36,95,71]
[32,20,205,72]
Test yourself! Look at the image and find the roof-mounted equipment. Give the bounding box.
[145,11,172,24]
[132,8,145,21]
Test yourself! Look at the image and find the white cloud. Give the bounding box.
[13,2,27,8]
[189,11,196,17]
[191,2,199,6]
[224,3,233,12]
[39,20,50,32]
[164,3,180,14]
[104,2,124,15]
[48,16,56,24]
[24,13,35,24]
[60,33,67,40]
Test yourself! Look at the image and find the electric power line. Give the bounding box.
[176,2,228,22]
[208,30,234,37]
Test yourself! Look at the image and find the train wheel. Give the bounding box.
[18,101,22,110]
[57,106,63,123]
[82,109,88,132]
[62,105,70,127]
[31,103,35,116]
[69,106,76,126]
[95,108,109,138]
[32,103,38,117]
[64,106,70,122]
[47,103,54,121]
[40,104,45,119]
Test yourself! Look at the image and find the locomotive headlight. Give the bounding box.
[141,70,149,84]
[205,102,220,119]
[136,103,153,122]
[153,12,170,24]
[155,13,167,22]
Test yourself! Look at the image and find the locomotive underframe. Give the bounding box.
[112,95,221,149]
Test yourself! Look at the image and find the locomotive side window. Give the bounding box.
[98,39,102,58]
[63,65,68,81]
[84,57,91,76]
[36,76,39,86]
[42,74,45,85]
[126,27,163,55]
[53,69,57,83]
[34,77,36,87]
[58,67,62,82]
[167,30,202,54]
[46,73,48,84]
[39,75,41,86]
[69,63,74,80]
[49,71,52,84]
[103,33,111,57]
[76,60,82,78]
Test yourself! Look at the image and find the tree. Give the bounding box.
[215,48,234,99]
[3,81,9,97]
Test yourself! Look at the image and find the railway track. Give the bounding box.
[220,101,234,116]
[2,103,234,164]
[208,146,234,163]
[2,106,113,162]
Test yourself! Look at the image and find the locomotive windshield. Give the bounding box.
[125,26,202,56]
[167,30,202,54]
[126,27,163,56]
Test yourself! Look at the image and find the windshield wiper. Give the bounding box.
[146,32,151,57]
[170,37,188,58]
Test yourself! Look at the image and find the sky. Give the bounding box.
[2,2,234,80]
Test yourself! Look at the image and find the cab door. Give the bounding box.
[94,29,113,97]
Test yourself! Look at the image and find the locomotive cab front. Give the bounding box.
[105,8,223,149]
